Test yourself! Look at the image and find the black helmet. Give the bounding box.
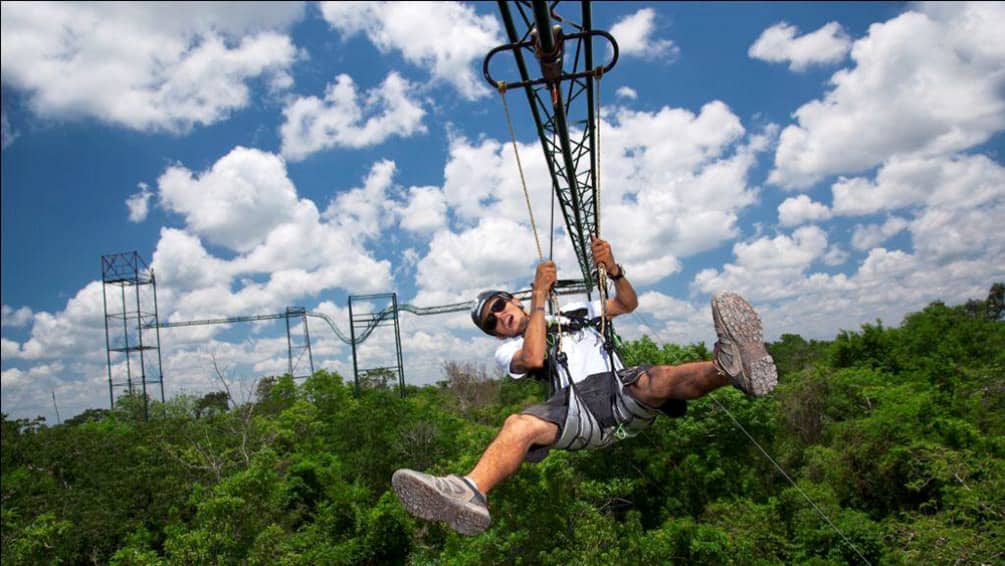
[471,290,513,335]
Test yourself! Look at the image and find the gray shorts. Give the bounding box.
[521,365,687,463]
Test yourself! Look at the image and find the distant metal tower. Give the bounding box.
[284,306,315,379]
[101,252,164,418]
[348,293,405,397]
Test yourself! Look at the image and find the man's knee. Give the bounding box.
[503,413,545,433]
[503,413,556,444]
[626,368,662,404]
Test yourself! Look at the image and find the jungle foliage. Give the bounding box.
[2,285,1003,565]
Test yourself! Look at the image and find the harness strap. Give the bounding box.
[535,307,623,388]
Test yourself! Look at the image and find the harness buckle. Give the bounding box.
[556,351,569,369]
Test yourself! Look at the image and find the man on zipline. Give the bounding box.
[392,236,778,535]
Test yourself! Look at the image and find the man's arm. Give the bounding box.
[591,236,638,318]
[509,261,556,374]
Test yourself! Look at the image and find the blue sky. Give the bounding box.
[2,2,1003,422]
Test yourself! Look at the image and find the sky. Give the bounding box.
[2,1,1003,423]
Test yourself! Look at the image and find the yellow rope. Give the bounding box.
[595,67,603,239]
[498,83,544,261]
[497,83,563,344]
[593,69,610,337]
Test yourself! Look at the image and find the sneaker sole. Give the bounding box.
[391,470,490,536]
[712,292,778,396]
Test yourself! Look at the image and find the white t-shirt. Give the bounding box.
[494,299,623,390]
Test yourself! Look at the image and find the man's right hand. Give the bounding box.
[533,261,557,293]
[516,261,556,373]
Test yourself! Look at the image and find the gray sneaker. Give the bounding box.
[711,291,778,397]
[391,470,491,535]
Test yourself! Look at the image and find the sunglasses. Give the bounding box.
[482,297,508,332]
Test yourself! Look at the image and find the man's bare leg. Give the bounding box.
[391,413,556,536]
[627,361,729,407]
[467,414,558,495]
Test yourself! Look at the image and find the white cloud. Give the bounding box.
[0,2,303,133]
[769,3,1005,189]
[401,248,421,271]
[695,242,1005,346]
[778,195,832,226]
[158,240,390,325]
[279,72,426,160]
[695,153,1005,341]
[694,226,832,302]
[2,305,34,327]
[749,21,851,71]
[320,1,501,100]
[1,111,17,149]
[623,291,712,346]
[910,195,1005,261]
[151,228,233,294]
[1,337,22,358]
[616,86,638,100]
[158,147,300,252]
[600,105,767,281]
[15,282,106,362]
[735,226,829,272]
[145,148,397,323]
[442,137,521,224]
[831,153,1005,261]
[399,186,448,234]
[1,362,64,388]
[822,245,850,267]
[609,101,747,177]
[609,8,678,61]
[416,217,541,302]
[321,159,399,242]
[832,153,1005,215]
[850,216,909,250]
[126,182,153,223]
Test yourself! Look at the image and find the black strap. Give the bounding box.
[545,308,605,334]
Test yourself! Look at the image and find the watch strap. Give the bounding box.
[610,264,625,281]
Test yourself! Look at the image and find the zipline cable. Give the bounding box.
[710,395,873,566]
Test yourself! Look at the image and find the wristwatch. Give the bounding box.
[609,264,625,281]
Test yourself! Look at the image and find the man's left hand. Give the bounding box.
[590,235,618,275]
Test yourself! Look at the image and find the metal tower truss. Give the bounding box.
[101,251,164,418]
[483,0,619,292]
[348,293,405,397]
[285,307,315,380]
